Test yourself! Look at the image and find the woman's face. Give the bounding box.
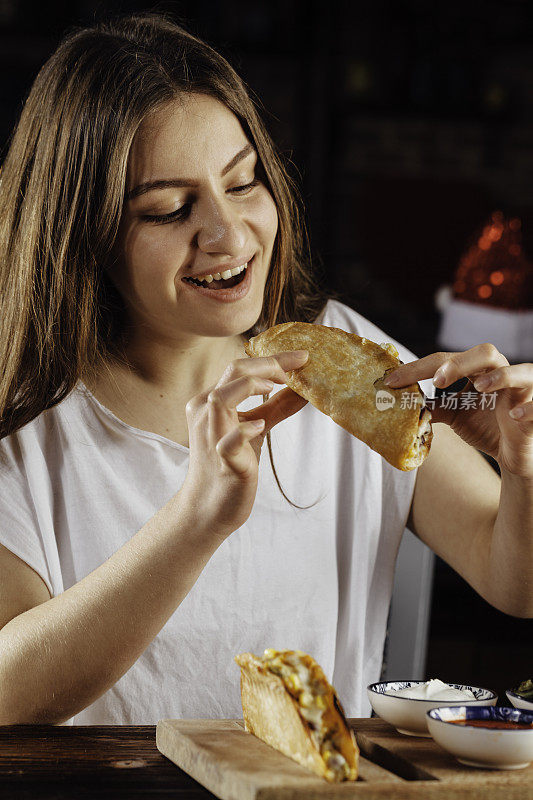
[113,93,279,342]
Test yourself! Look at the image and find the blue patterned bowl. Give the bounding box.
[367,680,497,737]
[427,706,533,769]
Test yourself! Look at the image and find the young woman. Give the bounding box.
[0,14,530,726]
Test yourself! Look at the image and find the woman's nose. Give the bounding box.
[196,196,247,256]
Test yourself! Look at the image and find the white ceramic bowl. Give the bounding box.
[367,681,497,737]
[427,706,533,769]
[506,689,533,712]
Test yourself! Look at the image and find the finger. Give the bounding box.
[433,344,510,389]
[384,343,509,389]
[242,387,308,430]
[208,376,276,410]
[216,419,265,474]
[206,376,274,449]
[509,400,533,423]
[473,364,533,400]
[216,350,308,388]
[383,352,451,388]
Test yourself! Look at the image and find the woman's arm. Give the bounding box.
[387,344,533,618]
[0,490,223,724]
[0,350,309,724]
[409,423,533,616]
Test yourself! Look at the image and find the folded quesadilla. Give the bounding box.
[235,649,359,782]
[245,321,433,470]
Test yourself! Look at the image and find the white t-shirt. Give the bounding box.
[0,300,434,725]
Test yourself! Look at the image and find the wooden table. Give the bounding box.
[2,719,532,799]
[0,723,214,799]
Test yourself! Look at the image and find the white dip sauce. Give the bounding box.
[385,678,477,701]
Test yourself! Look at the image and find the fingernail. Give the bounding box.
[383,371,399,386]
[509,407,524,419]
[262,380,274,390]
[250,418,266,430]
[433,367,447,387]
[474,376,491,391]
[291,350,309,361]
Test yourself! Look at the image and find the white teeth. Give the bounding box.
[189,261,249,284]
[188,262,248,283]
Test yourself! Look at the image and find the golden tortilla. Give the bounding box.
[245,322,432,470]
[235,651,359,782]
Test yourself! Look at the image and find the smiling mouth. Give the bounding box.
[182,260,251,290]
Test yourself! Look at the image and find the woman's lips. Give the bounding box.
[180,256,254,302]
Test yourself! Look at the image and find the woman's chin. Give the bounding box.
[195,316,259,340]
[189,297,264,339]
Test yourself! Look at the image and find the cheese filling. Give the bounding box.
[417,406,433,446]
[405,405,433,468]
[261,649,353,781]
[379,342,400,359]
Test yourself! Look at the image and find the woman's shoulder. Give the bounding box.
[0,385,87,466]
[317,298,382,334]
[318,298,410,357]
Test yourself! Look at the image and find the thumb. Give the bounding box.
[245,387,308,433]
[428,401,458,425]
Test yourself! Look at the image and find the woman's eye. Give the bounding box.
[139,179,259,225]
[141,205,191,225]
[229,178,260,195]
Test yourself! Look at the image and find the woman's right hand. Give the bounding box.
[180,350,309,539]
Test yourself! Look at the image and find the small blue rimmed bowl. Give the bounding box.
[367,681,497,737]
[427,706,533,769]
[506,689,533,712]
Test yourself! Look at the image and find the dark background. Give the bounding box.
[1,0,531,700]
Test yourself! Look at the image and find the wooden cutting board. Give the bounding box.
[156,717,533,799]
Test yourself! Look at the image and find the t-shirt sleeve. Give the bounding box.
[0,433,55,598]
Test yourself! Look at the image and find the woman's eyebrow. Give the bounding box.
[126,144,255,201]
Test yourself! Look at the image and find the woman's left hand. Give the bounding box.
[383,344,533,477]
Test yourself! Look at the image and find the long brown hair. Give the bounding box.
[0,12,328,440]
